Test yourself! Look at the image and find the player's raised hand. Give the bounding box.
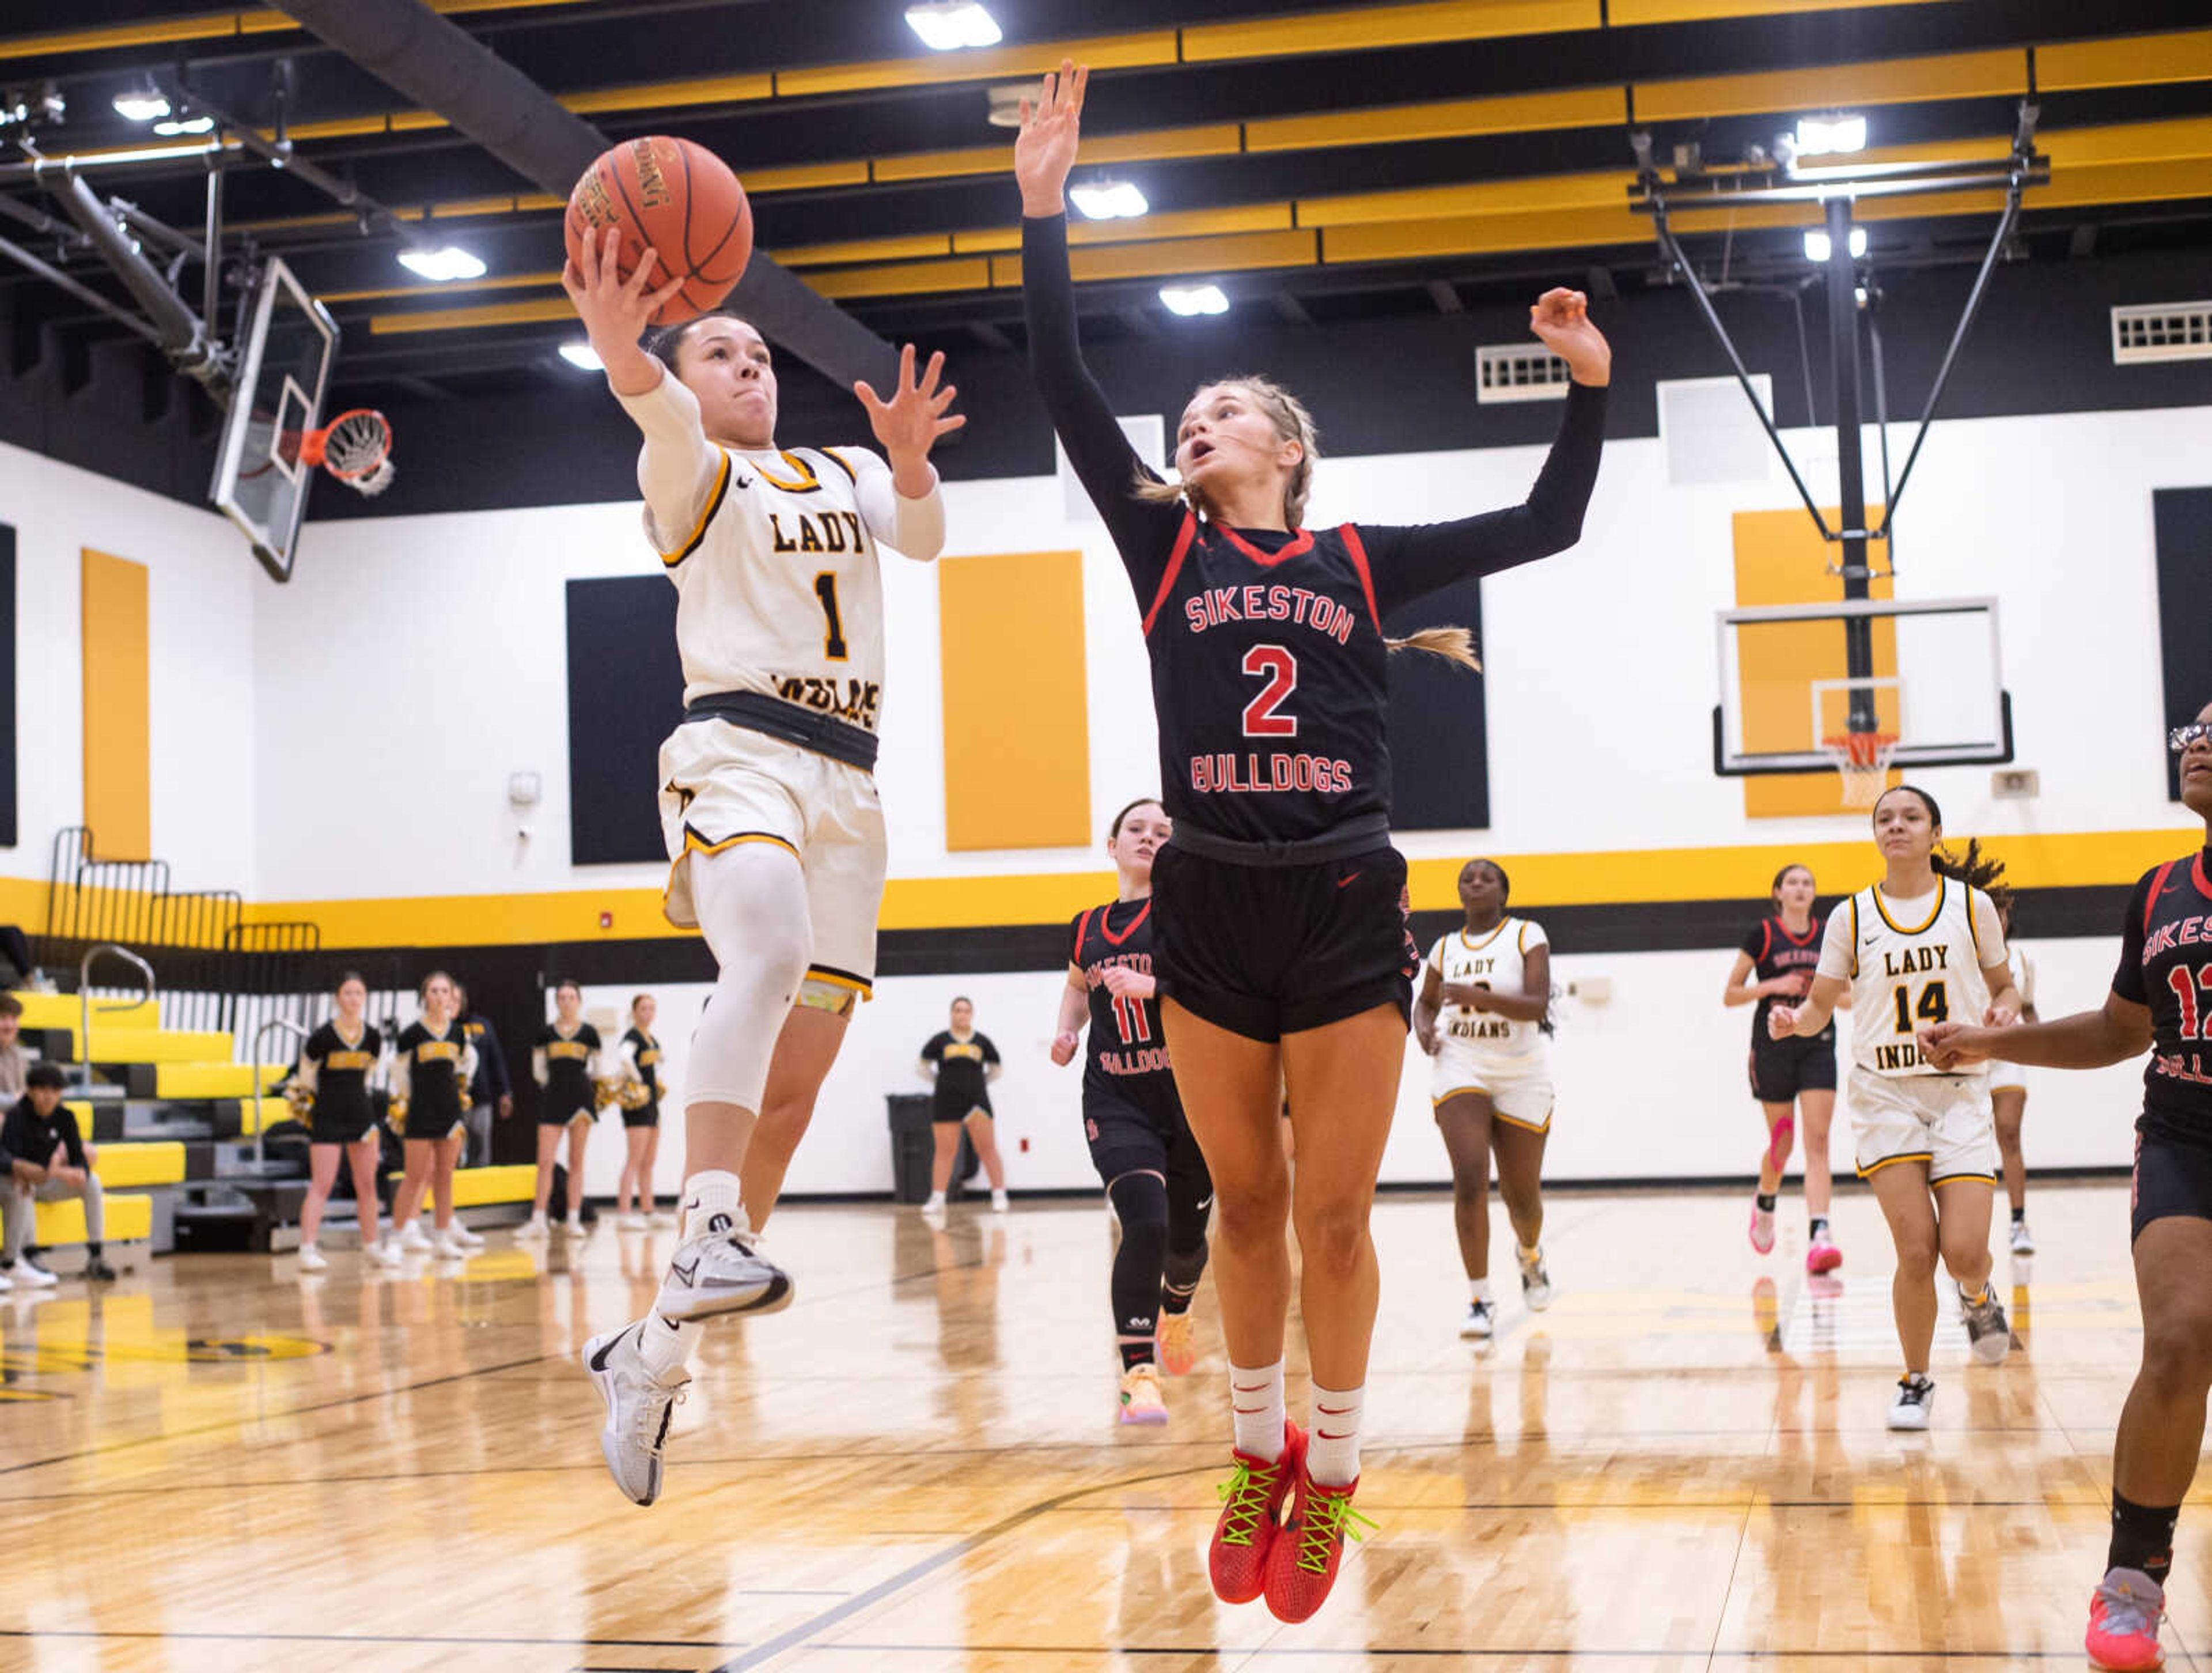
[1050,1031,1081,1067]
[1100,965,1153,1000]
[1767,1004,1800,1040]
[1016,58,1088,216]
[1529,287,1611,387]
[562,226,686,376]
[854,344,965,474]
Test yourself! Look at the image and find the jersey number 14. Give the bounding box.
[1892,979,1949,1035]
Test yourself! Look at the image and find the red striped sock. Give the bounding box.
[1308,1382,1365,1487]
[1229,1359,1285,1462]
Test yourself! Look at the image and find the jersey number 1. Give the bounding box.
[2168,963,2212,1040]
[814,573,849,661]
[1241,645,1297,738]
[1110,992,1152,1046]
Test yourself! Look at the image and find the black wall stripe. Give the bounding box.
[565,576,685,866]
[0,524,14,849]
[2152,485,2212,803]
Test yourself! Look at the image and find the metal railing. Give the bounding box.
[74,944,155,1094]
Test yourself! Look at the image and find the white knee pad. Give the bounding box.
[685,841,812,1114]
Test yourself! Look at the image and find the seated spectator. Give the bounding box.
[2,1063,114,1285]
[0,995,26,1102]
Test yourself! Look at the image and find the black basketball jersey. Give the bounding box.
[2116,850,2212,1143]
[922,1029,997,1107]
[396,1019,468,1126]
[1139,513,1388,846]
[622,1026,664,1110]
[1740,914,1834,1039]
[304,1020,381,1129]
[539,1021,601,1114]
[1070,898,1172,1091]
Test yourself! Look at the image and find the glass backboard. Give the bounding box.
[210,258,337,584]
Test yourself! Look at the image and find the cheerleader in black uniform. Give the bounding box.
[1018,62,1607,1622]
[917,998,1009,1214]
[524,980,604,1241]
[290,973,397,1273]
[615,994,673,1229]
[387,970,480,1261]
[1051,797,1212,1424]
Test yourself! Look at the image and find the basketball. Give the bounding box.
[565,135,752,326]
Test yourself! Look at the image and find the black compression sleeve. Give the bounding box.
[1359,380,1609,617]
[1021,213,1187,599]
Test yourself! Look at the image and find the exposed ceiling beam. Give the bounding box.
[1425,279,1465,313]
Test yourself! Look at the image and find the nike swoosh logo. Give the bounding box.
[1863,936,1881,946]
[1196,1196,1215,1211]
[733,475,753,490]
[1337,873,1362,889]
[588,1330,626,1373]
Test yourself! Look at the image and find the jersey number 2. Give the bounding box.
[1241,645,1297,738]
[2168,963,2212,1040]
[813,573,849,661]
[1891,980,1950,1035]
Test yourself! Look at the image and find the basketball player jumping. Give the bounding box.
[1018,60,1608,1622]
[1768,787,2020,1431]
[565,229,964,1507]
[1922,701,2212,1673]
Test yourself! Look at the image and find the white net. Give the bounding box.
[317,409,392,488]
[350,457,396,497]
[1822,733,1899,809]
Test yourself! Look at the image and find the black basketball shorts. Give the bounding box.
[311,1107,377,1146]
[2131,1126,2212,1243]
[1152,843,1418,1043]
[1084,1076,1209,1191]
[933,1089,992,1124]
[1748,1028,1839,1104]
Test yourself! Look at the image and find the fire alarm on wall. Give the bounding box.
[599,911,613,931]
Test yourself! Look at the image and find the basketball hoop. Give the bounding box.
[299,408,395,497]
[1821,731,1899,809]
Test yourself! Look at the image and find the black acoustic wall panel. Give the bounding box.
[1384,573,1490,832]
[566,576,684,865]
[0,524,13,847]
[2152,487,2212,804]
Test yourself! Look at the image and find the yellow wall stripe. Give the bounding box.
[239,826,2206,948]
[79,551,151,864]
[938,551,1092,853]
[1181,0,1598,60]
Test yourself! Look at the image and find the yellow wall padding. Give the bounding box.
[80,550,151,861]
[1731,509,1896,819]
[937,551,1092,852]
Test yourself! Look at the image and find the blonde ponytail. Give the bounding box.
[1386,626,1482,672]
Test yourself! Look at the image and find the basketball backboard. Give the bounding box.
[210,258,337,584]
[1714,596,2014,777]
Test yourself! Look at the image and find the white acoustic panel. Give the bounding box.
[2112,301,2212,364]
[1657,373,1775,487]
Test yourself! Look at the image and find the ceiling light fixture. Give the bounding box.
[1069,180,1148,220]
[397,246,488,282]
[905,1,1002,51]
[1159,283,1230,317]
[1794,113,1868,157]
[151,115,215,137]
[112,88,171,123]
[559,342,604,372]
[1802,228,1868,263]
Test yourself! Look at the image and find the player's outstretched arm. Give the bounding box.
[560,226,685,398]
[850,344,961,561]
[1921,991,2152,1073]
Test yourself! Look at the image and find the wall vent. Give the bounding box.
[1476,344,1572,404]
[2112,301,2212,364]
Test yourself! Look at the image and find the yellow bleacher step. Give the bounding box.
[87,1029,234,1065]
[381,1164,533,1208]
[33,1192,152,1246]
[156,1061,285,1100]
[92,1142,185,1188]
[236,1095,289,1135]
[8,991,159,1032]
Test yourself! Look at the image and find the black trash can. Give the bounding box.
[888,1093,936,1203]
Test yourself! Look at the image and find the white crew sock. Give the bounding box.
[679,1170,745,1241]
[1229,1360,1286,1462]
[1517,1242,1541,1264]
[1308,1381,1365,1487]
[636,1312,697,1381]
[1468,1278,1493,1304]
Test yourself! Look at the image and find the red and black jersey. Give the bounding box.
[2115,849,2212,1143]
[1738,914,1832,1037]
[1138,515,1389,845]
[1070,898,1172,1091]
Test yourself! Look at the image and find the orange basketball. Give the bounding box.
[565,136,752,326]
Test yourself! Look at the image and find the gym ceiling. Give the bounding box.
[5,0,2212,406]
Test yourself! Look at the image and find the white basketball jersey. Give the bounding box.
[653,445,886,730]
[1428,918,1548,1062]
[1829,878,2003,1078]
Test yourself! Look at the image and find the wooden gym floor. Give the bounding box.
[0,1180,2186,1671]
